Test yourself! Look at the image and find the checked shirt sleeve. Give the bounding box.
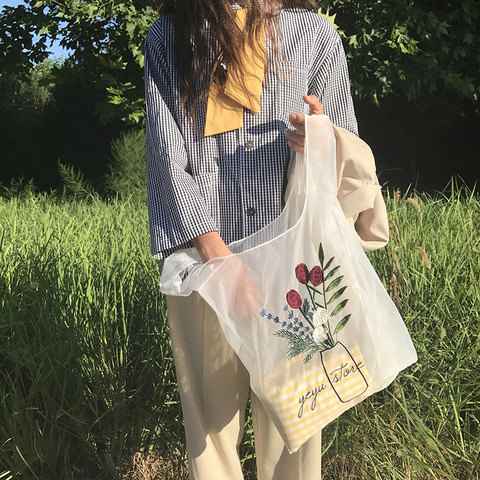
[145,29,218,259]
[308,25,358,136]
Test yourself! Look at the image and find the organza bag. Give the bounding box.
[160,115,417,453]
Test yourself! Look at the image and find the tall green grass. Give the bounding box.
[0,194,184,479]
[1,184,479,479]
[321,184,480,479]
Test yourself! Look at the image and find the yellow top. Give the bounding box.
[204,9,266,137]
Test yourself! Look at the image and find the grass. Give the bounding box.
[0,194,185,479]
[0,183,479,479]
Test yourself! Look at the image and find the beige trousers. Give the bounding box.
[167,292,322,480]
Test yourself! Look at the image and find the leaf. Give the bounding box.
[324,256,335,271]
[331,299,349,317]
[324,265,340,281]
[308,285,323,295]
[326,275,344,292]
[318,8,338,29]
[275,329,299,341]
[333,314,351,335]
[327,286,347,305]
[300,298,311,319]
[303,348,320,364]
[318,243,324,264]
[275,330,316,360]
[287,341,311,359]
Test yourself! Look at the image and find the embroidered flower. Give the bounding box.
[313,327,329,345]
[309,266,323,286]
[295,263,310,284]
[264,242,350,362]
[286,289,302,309]
[313,307,330,328]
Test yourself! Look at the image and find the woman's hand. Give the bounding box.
[192,231,262,319]
[285,95,324,154]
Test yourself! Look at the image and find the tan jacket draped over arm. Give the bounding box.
[334,125,389,252]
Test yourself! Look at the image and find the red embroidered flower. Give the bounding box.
[309,266,323,286]
[286,289,302,309]
[295,263,310,284]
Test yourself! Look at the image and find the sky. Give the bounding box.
[1,0,72,59]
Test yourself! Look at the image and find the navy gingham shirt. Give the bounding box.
[145,9,358,260]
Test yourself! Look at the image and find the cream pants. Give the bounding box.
[167,292,322,480]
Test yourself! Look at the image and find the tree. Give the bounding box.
[320,0,480,114]
[0,0,161,124]
[2,1,479,125]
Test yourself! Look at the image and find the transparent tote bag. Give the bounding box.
[160,115,417,453]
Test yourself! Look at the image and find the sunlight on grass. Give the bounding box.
[1,184,479,479]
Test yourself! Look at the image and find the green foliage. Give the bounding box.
[0,0,159,125]
[319,0,480,111]
[0,177,37,200]
[3,1,480,126]
[0,59,122,192]
[0,59,56,123]
[58,162,97,200]
[105,129,147,202]
[1,184,479,479]
[0,194,185,479]
[0,4,49,76]
[321,183,480,479]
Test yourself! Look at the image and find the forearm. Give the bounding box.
[192,231,233,262]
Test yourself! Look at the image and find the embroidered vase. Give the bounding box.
[320,341,369,403]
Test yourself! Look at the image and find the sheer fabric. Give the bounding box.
[160,115,417,453]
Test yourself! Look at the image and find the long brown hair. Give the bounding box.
[161,0,317,120]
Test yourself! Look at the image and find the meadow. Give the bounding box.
[0,184,479,479]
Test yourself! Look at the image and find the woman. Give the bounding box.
[145,1,357,478]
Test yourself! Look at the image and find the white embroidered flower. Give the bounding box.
[313,327,329,345]
[313,307,330,328]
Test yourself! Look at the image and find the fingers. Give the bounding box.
[303,95,324,115]
[289,112,306,134]
[286,111,308,154]
[286,113,306,154]
[285,96,324,154]
[284,128,304,145]
[242,280,262,314]
[288,97,323,133]
[286,141,304,154]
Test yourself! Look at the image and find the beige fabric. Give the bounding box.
[334,125,389,251]
[167,292,322,480]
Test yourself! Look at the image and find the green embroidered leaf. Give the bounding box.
[304,348,320,364]
[326,275,344,292]
[308,285,323,295]
[304,337,320,351]
[300,298,311,319]
[288,342,311,359]
[275,330,310,359]
[333,314,351,335]
[275,329,301,341]
[331,299,349,316]
[327,286,347,305]
[324,256,335,271]
[318,243,324,264]
[275,331,325,361]
[324,265,340,282]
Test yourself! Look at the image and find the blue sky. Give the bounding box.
[1,0,72,59]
